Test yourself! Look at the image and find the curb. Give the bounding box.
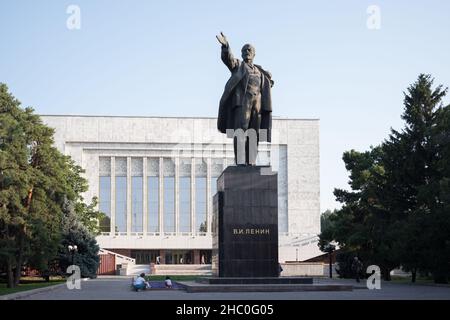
[0,278,91,300]
[97,275,133,279]
[391,282,450,288]
[176,281,354,293]
[0,283,66,300]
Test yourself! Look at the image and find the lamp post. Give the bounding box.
[324,243,336,278]
[68,245,78,266]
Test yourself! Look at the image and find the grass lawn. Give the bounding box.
[0,277,65,296]
[145,275,199,281]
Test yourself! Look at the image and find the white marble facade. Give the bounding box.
[41,115,322,262]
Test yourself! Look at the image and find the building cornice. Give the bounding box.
[40,114,320,121]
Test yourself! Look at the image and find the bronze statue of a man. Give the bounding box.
[216,32,274,166]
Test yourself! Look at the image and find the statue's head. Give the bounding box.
[241,44,255,63]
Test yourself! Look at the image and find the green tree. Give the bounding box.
[318,209,337,252]
[0,83,65,287]
[0,83,102,287]
[0,85,31,287]
[427,103,450,283]
[199,221,207,233]
[57,200,100,278]
[326,147,398,280]
[67,162,104,235]
[320,74,450,283]
[382,74,448,283]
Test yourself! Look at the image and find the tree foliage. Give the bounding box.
[320,75,450,283]
[57,201,99,279]
[0,83,101,287]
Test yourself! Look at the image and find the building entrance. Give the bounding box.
[164,250,193,264]
[131,250,160,264]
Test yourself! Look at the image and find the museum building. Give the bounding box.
[41,115,321,265]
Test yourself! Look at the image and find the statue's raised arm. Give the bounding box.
[216,32,239,71]
[216,32,228,47]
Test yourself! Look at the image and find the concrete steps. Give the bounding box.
[127,264,213,276]
[152,264,213,276]
[128,264,150,276]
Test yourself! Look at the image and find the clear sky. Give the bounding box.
[1,0,450,211]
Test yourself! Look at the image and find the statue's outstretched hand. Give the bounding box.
[216,32,228,47]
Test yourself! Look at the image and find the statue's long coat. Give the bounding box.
[217,45,274,142]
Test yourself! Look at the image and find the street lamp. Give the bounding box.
[324,243,336,278]
[68,245,78,266]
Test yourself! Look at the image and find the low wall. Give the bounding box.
[281,262,325,277]
[151,264,213,275]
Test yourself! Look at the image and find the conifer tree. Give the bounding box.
[1,83,102,287]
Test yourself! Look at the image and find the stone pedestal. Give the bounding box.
[212,166,278,277]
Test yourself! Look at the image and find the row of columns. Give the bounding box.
[105,156,224,236]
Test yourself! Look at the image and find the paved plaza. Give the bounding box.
[18,277,450,300]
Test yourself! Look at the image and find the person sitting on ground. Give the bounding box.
[165,276,173,289]
[133,273,150,291]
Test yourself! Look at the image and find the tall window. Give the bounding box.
[163,157,175,233]
[131,158,143,232]
[147,158,159,233]
[196,177,207,232]
[99,157,111,233]
[98,157,111,232]
[163,177,175,232]
[99,176,111,232]
[131,176,143,232]
[115,157,127,233]
[147,176,159,232]
[115,177,127,232]
[179,158,191,233]
[179,177,191,232]
[195,159,207,233]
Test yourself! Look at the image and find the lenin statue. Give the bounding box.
[216,32,274,166]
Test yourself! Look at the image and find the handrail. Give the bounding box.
[287,235,320,247]
[99,248,136,264]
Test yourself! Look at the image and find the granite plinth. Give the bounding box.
[212,166,278,278]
